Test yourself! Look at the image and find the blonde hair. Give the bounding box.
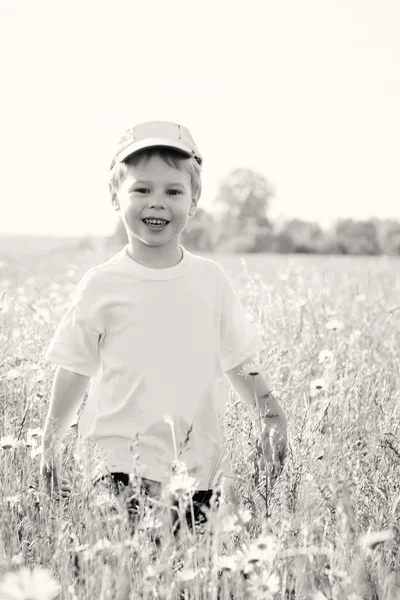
[109,147,202,201]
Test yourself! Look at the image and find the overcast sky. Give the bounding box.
[1,0,399,236]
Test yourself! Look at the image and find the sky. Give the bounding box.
[1,0,399,236]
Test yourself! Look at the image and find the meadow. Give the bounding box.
[0,241,399,600]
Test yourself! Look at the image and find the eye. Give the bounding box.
[167,190,181,195]
[135,188,149,194]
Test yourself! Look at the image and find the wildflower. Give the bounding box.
[253,534,278,562]
[177,568,199,582]
[143,565,157,581]
[82,538,113,561]
[27,427,43,439]
[326,319,344,331]
[318,350,333,364]
[10,553,24,567]
[355,294,367,302]
[221,514,242,534]
[215,554,239,573]
[238,507,252,524]
[0,435,19,450]
[24,436,38,449]
[0,566,61,600]
[248,570,280,599]
[348,330,361,345]
[2,494,22,506]
[30,446,42,460]
[309,378,326,398]
[5,369,21,381]
[239,360,263,377]
[168,472,198,499]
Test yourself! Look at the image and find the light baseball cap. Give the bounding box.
[110,120,202,170]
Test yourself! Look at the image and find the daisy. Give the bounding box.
[26,428,43,439]
[0,435,19,450]
[248,570,280,599]
[5,369,21,381]
[250,534,278,564]
[168,472,198,499]
[221,514,242,534]
[318,350,333,364]
[326,319,344,331]
[309,378,326,398]
[215,554,239,573]
[0,567,60,600]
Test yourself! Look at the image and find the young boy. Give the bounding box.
[40,120,287,530]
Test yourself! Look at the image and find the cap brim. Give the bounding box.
[114,138,197,165]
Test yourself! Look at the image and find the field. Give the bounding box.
[0,240,399,599]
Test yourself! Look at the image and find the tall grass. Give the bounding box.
[0,247,399,599]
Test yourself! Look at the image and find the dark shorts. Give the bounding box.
[95,472,220,535]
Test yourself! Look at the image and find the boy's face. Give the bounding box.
[112,154,197,251]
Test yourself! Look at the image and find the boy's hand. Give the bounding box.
[258,413,287,487]
[40,451,72,500]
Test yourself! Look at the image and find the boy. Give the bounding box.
[40,120,287,530]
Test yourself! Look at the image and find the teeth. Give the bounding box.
[144,219,167,225]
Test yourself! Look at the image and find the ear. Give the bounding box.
[188,198,198,218]
[110,185,120,211]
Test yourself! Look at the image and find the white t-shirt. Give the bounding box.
[45,244,263,489]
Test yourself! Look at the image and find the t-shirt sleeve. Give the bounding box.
[218,265,264,372]
[45,271,104,377]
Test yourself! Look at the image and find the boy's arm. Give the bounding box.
[42,366,91,453]
[41,367,91,497]
[225,358,287,483]
[225,359,286,420]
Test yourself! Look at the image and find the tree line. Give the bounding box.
[111,167,400,255]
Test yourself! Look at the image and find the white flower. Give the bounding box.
[348,330,361,345]
[238,508,252,524]
[82,538,113,561]
[326,319,344,331]
[27,428,43,439]
[248,570,280,598]
[30,446,42,460]
[177,568,199,582]
[2,494,22,506]
[0,567,61,600]
[168,472,198,498]
[221,514,242,533]
[355,294,367,302]
[236,535,278,573]
[0,435,19,450]
[318,350,333,364]
[143,565,157,581]
[6,369,21,381]
[215,554,239,573]
[309,378,326,398]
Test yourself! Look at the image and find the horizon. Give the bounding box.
[1,0,399,236]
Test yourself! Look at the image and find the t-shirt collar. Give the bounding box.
[120,244,192,280]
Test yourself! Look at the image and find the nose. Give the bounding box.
[149,195,166,209]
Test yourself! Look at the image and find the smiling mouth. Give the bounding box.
[142,218,170,229]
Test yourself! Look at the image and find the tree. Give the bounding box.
[334,219,381,255]
[180,207,217,251]
[273,219,325,253]
[213,168,274,247]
